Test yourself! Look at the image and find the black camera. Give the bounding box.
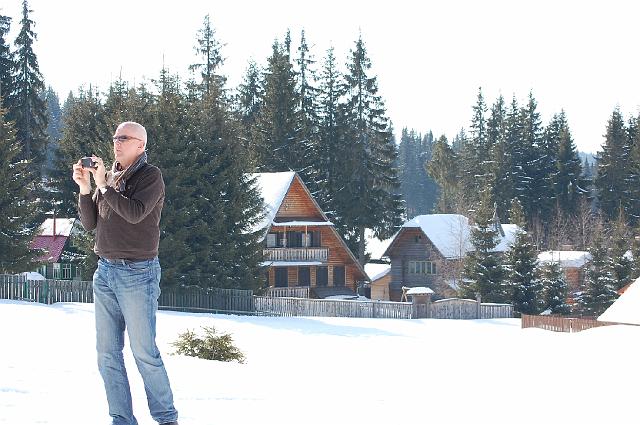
[81,157,97,169]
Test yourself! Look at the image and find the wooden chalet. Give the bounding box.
[251,172,368,297]
[30,218,83,280]
[383,214,519,301]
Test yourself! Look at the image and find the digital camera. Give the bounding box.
[80,157,97,169]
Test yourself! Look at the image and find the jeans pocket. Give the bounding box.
[127,260,150,271]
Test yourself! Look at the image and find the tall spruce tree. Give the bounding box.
[539,261,571,315]
[517,92,545,221]
[337,35,403,262]
[254,40,304,174]
[460,88,489,207]
[315,46,346,216]
[188,14,225,95]
[0,13,13,108]
[505,200,543,314]
[0,107,38,273]
[595,108,630,220]
[608,209,633,290]
[427,135,460,213]
[235,59,263,163]
[461,189,506,302]
[487,95,513,220]
[581,227,618,316]
[7,0,48,172]
[43,86,62,178]
[552,111,582,216]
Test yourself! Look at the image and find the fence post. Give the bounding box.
[476,293,481,319]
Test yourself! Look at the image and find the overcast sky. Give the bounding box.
[2,0,639,154]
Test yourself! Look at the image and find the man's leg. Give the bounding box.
[114,258,178,424]
[93,260,138,425]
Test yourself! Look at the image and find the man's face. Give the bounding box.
[112,124,145,166]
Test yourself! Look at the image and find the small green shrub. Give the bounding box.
[172,326,246,363]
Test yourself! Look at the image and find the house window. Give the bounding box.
[62,264,72,279]
[74,266,82,279]
[408,261,436,275]
[333,266,345,286]
[53,263,61,279]
[267,233,277,248]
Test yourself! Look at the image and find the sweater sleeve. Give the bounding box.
[78,193,98,231]
[101,167,165,224]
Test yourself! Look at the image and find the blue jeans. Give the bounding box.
[93,257,178,425]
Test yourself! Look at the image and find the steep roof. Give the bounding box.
[599,277,640,325]
[538,250,592,268]
[249,172,296,235]
[30,218,77,263]
[384,214,520,259]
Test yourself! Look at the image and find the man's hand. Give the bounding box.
[87,155,108,190]
[72,161,91,195]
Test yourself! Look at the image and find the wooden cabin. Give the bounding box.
[30,218,83,280]
[252,172,368,297]
[383,214,519,301]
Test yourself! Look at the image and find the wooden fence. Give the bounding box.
[0,275,93,304]
[0,275,513,320]
[429,298,513,320]
[521,314,620,333]
[158,285,254,314]
[254,296,414,318]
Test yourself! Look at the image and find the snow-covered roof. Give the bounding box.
[365,228,396,260]
[249,172,296,235]
[389,214,520,259]
[364,263,391,281]
[406,286,434,295]
[537,251,592,268]
[38,218,76,237]
[598,277,640,325]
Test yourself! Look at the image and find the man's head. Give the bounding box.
[113,121,147,168]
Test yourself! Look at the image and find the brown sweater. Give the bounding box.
[78,164,165,260]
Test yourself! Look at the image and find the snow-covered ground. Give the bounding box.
[1,300,638,425]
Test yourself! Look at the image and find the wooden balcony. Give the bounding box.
[263,247,328,262]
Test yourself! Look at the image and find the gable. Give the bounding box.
[385,228,447,260]
[275,175,325,221]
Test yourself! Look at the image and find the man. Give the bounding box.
[73,121,178,425]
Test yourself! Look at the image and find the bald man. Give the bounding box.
[73,122,178,425]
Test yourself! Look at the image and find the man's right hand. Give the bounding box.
[72,161,91,195]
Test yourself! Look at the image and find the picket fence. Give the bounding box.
[0,275,513,320]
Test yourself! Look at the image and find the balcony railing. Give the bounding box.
[263,247,328,262]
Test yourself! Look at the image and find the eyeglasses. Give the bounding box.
[112,135,143,144]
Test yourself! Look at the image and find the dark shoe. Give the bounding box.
[161,422,178,425]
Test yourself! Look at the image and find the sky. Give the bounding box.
[2,0,639,154]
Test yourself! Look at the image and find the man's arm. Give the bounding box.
[78,193,98,231]
[101,167,164,224]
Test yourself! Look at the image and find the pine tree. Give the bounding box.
[626,114,640,223]
[506,222,543,315]
[315,46,346,216]
[460,88,489,206]
[595,108,630,220]
[517,92,545,221]
[552,111,582,216]
[608,209,633,290]
[235,59,263,163]
[0,13,13,109]
[398,129,437,217]
[337,35,403,262]
[254,40,303,174]
[488,95,513,220]
[188,14,225,96]
[427,135,460,213]
[0,106,39,273]
[7,0,48,171]
[581,228,618,317]
[295,29,321,194]
[539,261,571,315]
[42,86,62,178]
[461,190,506,302]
